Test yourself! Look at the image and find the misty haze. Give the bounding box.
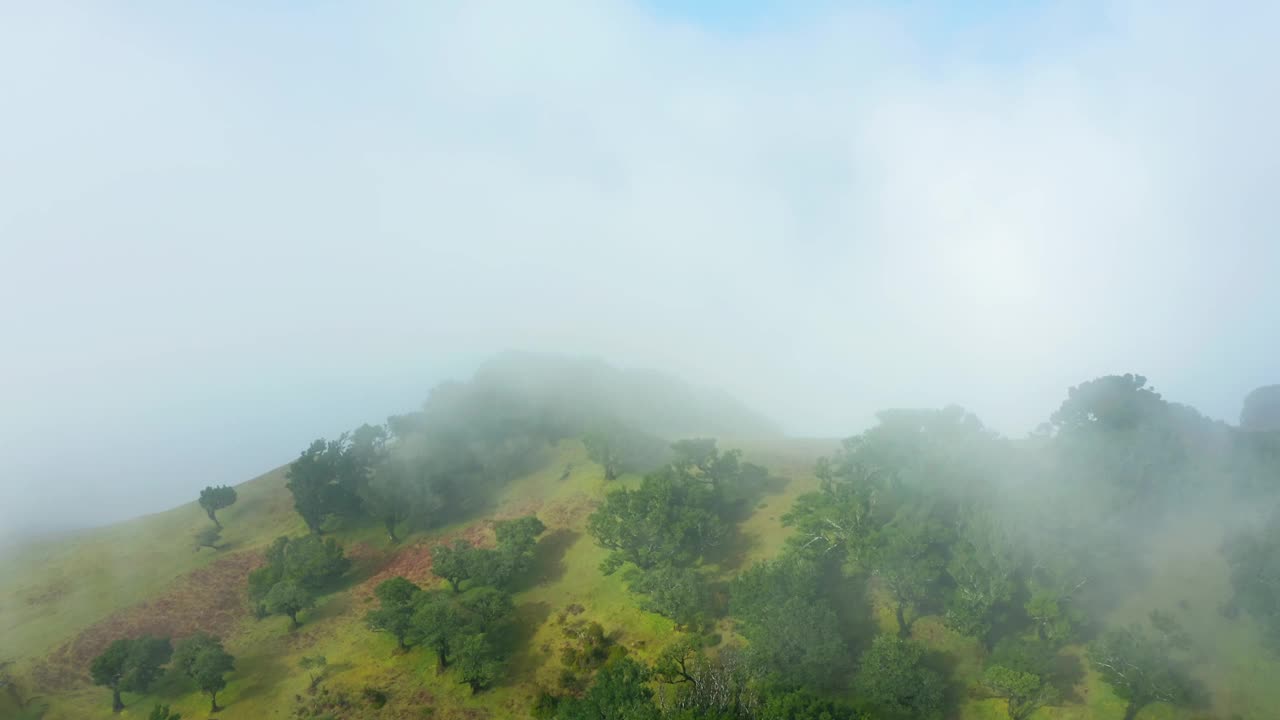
[2,2,1279,719]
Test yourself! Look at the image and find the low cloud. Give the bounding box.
[1,1,1277,536]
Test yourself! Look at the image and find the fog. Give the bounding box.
[1,1,1277,541]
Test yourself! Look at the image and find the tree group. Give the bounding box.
[431,515,547,593]
[247,534,350,628]
[172,633,235,712]
[279,357,769,548]
[89,636,172,712]
[284,379,570,543]
[364,578,512,693]
[89,633,235,713]
[361,514,546,693]
[555,373,1279,719]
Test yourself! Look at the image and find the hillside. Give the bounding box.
[470,352,782,439]
[3,436,1280,719]
[0,437,822,719]
[5,367,1280,720]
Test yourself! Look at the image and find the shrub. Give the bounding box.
[361,686,388,708]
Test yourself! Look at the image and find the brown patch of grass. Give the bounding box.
[30,551,262,692]
[353,524,495,603]
[493,499,545,522]
[542,495,598,528]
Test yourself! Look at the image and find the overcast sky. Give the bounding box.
[2,0,1277,540]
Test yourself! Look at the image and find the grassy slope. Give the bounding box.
[2,439,1277,719]
[0,466,303,663]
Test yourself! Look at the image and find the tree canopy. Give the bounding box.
[247,534,349,618]
[874,506,949,637]
[625,564,709,630]
[411,591,466,671]
[453,632,503,694]
[1242,385,1280,431]
[365,576,423,650]
[583,420,667,481]
[587,468,727,574]
[400,581,519,684]
[857,635,945,720]
[197,485,237,528]
[731,555,849,689]
[982,664,1058,720]
[89,636,172,713]
[172,633,235,713]
[1088,616,1201,720]
[264,579,314,629]
[1225,507,1280,650]
[285,436,367,534]
[553,657,661,720]
[432,539,478,593]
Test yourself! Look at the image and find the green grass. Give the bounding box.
[0,466,303,666]
[3,441,677,719]
[4,437,1278,719]
[1100,511,1280,720]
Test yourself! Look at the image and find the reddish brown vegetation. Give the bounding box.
[350,497,586,600]
[542,495,597,527]
[353,524,492,602]
[31,551,262,692]
[27,495,587,696]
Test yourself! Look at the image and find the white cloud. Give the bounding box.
[1,0,1277,535]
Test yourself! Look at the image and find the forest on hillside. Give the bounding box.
[513,372,1280,720]
[16,357,1280,719]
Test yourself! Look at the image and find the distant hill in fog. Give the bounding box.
[472,351,781,439]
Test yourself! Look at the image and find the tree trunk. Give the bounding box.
[1036,623,1047,642]
[895,602,908,637]
[397,635,408,651]
[210,689,221,713]
[1122,702,1141,720]
[449,579,460,593]
[111,686,124,712]
[207,509,222,529]
[386,517,399,544]
[288,611,299,630]
[436,648,449,673]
